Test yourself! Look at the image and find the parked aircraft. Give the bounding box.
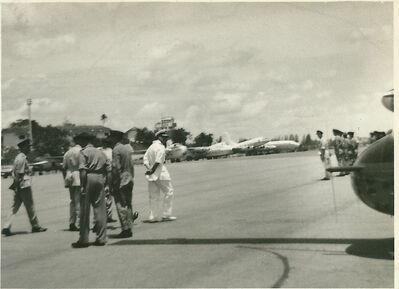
[327,90,394,215]
[166,143,188,162]
[207,133,270,158]
[206,141,234,159]
[263,140,300,152]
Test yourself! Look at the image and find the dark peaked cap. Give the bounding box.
[332,129,343,135]
[316,130,323,134]
[17,139,30,148]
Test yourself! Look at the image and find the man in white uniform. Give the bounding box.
[316,130,331,181]
[143,129,176,222]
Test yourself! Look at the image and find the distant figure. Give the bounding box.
[72,133,109,248]
[62,136,82,231]
[341,132,351,173]
[2,139,47,236]
[110,130,137,238]
[143,129,176,222]
[332,129,345,176]
[316,130,331,181]
[347,132,358,166]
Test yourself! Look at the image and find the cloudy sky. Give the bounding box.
[2,2,393,140]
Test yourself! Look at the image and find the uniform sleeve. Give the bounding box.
[143,150,150,168]
[155,147,165,164]
[14,156,27,175]
[112,147,122,172]
[78,151,88,170]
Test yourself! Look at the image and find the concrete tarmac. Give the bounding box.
[1,151,394,288]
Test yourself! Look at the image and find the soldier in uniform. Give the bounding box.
[72,133,109,248]
[62,136,82,231]
[347,132,358,166]
[341,132,351,172]
[109,130,137,238]
[2,139,47,236]
[316,130,331,180]
[143,129,176,222]
[332,129,345,176]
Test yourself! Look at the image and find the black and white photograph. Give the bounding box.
[1,1,395,288]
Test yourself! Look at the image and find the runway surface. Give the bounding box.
[1,151,394,288]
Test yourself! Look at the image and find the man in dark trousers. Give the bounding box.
[109,130,137,238]
[72,133,109,248]
[2,139,47,236]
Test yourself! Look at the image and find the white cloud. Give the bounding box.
[210,93,243,113]
[2,78,16,90]
[148,41,181,60]
[136,102,166,118]
[302,80,314,91]
[16,34,76,58]
[241,99,269,117]
[2,98,66,127]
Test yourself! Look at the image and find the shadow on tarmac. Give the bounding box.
[109,237,394,260]
[2,231,30,236]
[345,238,393,260]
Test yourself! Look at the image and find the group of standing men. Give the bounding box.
[63,129,137,248]
[316,129,359,180]
[2,128,176,249]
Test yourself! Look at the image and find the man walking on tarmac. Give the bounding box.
[143,129,176,223]
[2,139,47,236]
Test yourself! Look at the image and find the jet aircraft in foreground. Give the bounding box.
[327,90,394,215]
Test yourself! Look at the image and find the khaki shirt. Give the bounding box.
[13,152,31,188]
[112,143,134,188]
[63,144,81,186]
[79,144,109,173]
[98,147,113,172]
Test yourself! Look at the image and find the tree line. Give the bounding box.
[2,119,322,161]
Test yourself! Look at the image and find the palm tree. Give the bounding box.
[100,114,108,126]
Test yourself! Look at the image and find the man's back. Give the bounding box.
[112,143,134,187]
[63,145,81,172]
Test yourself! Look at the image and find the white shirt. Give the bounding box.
[318,137,330,159]
[143,140,171,181]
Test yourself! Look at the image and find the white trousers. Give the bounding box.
[148,180,174,220]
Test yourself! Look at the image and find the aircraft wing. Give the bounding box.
[187,147,210,152]
[31,160,49,166]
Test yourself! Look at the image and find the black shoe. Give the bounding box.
[107,217,117,223]
[93,240,106,246]
[71,241,89,248]
[116,229,132,238]
[69,224,79,231]
[32,226,47,233]
[320,177,330,181]
[133,211,139,222]
[2,228,12,236]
